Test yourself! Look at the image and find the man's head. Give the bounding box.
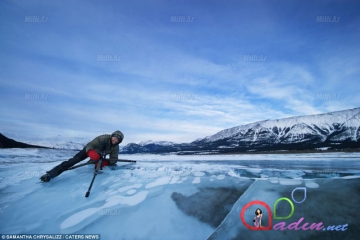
[111,130,124,145]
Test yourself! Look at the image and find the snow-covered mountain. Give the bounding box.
[44,141,86,151]
[120,107,360,154]
[139,140,176,146]
[122,140,177,154]
[197,107,360,143]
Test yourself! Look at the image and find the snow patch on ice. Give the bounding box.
[61,190,150,229]
[169,176,179,184]
[157,167,166,171]
[118,183,142,193]
[247,169,262,173]
[104,191,149,207]
[193,172,205,177]
[145,177,171,189]
[192,177,201,184]
[121,191,149,206]
[305,182,319,188]
[127,189,136,195]
[60,208,98,229]
[228,170,240,178]
[276,170,306,179]
[269,178,279,184]
[279,179,302,185]
[106,190,118,196]
[217,175,225,180]
[103,195,124,208]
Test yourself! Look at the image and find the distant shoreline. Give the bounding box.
[197,148,360,155]
[174,148,360,156]
[0,146,51,149]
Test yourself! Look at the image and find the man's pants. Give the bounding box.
[47,147,88,178]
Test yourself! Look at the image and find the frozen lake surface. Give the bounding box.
[0,149,359,239]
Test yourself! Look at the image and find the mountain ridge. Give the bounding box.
[120,107,360,154]
[0,133,49,149]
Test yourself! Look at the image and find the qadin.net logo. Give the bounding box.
[239,187,348,231]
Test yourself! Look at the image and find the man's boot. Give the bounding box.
[40,172,53,182]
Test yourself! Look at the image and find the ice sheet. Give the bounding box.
[0,149,359,240]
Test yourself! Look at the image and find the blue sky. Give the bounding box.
[0,0,359,146]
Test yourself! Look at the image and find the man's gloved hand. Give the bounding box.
[87,149,101,161]
[108,160,117,166]
[95,160,109,169]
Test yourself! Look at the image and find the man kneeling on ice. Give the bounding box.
[40,130,124,182]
